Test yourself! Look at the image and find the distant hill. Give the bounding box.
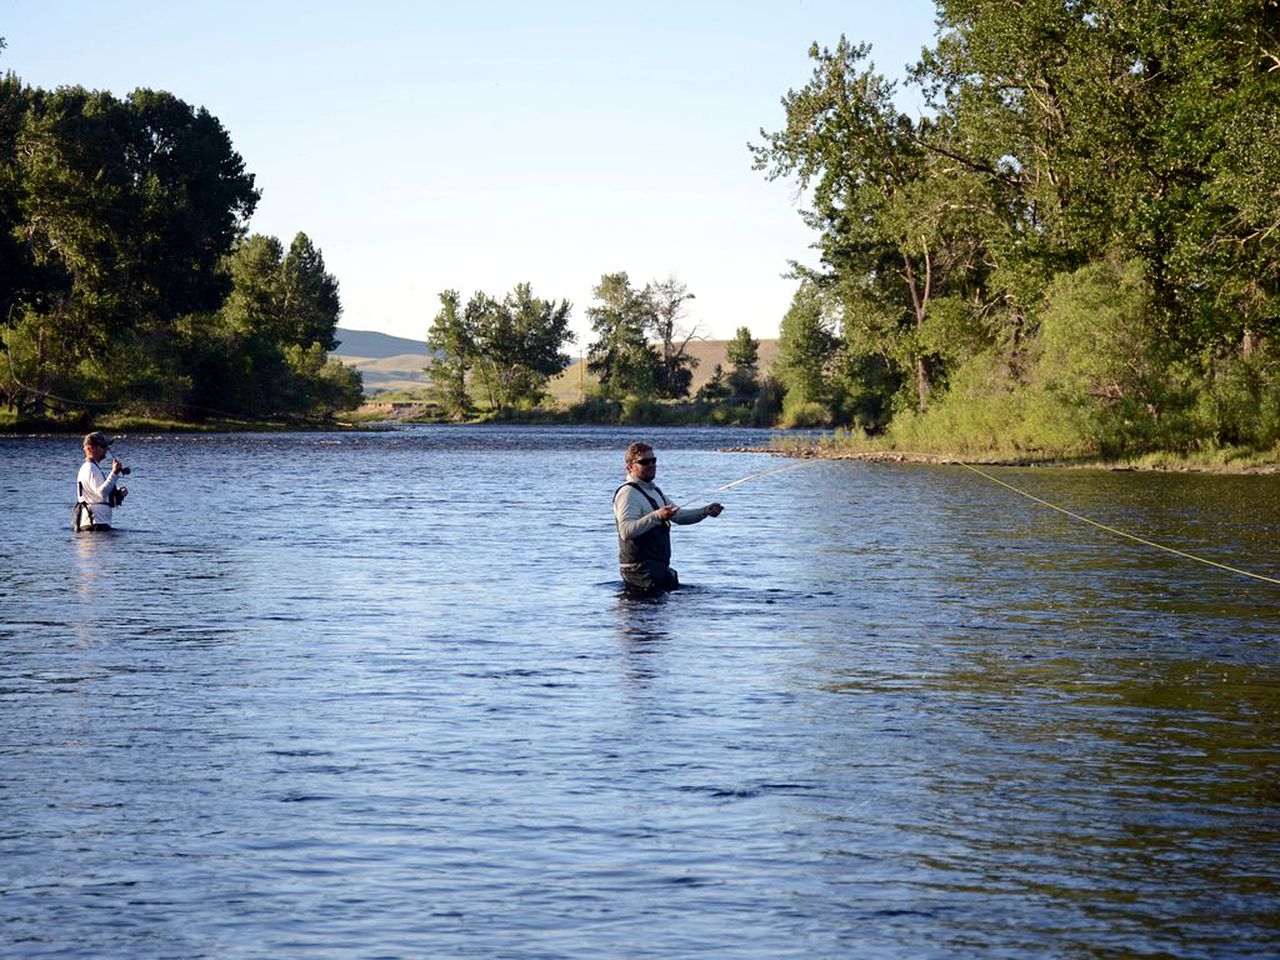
[331,328,433,393]
[332,327,428,358]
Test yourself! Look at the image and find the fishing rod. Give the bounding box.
[675,459,818,511]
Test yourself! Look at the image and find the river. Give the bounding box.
[2,424,1278,958]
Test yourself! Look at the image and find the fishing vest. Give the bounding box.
[615,481,672,571]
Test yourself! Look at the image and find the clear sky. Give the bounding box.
[2,1,938,345]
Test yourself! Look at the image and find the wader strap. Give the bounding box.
[618,481,666,512]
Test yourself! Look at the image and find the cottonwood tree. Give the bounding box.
[645,276,699,399]
[586,272,660,399]
[426,289,473,418]
[2,84,258,415]
[469,283,574,413]
[754,38,988,414]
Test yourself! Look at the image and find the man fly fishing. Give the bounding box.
[73,431,130,532]
[613,441,723,592]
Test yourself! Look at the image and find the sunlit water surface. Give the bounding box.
[3,425,1278,958]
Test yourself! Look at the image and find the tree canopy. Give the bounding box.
[0,73,362,423]
[425,283,575,415]
[756,1,1280,454]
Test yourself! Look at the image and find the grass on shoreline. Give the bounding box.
[769,429,1279,474]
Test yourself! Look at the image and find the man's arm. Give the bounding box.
[671,501,724,525]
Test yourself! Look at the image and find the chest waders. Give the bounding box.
[615,482,678,591]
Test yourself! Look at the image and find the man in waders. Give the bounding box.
[613,441,723,592]
[73,431,128,532]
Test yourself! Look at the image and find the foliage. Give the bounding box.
[425,282,574,414]
[756,2,1280,459]
[725,326,760,403]
[425,290,472,419]
[586,272,703,402]
[0,72,355,424]
[586,272,660,399]
[646,276,699,398]
[774,281,839,410]
[694,363,731,404]
[191,231,353,420]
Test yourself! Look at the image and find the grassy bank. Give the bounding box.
[769,429,1280,474]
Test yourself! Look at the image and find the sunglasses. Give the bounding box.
[634,457,657,466]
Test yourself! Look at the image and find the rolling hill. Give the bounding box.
[330,327,433,393]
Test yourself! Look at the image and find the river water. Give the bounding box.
[2,424,1278,959]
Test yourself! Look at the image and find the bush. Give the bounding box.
[620,395,669,424]
[566,396,621,423]
[779,399,833,429]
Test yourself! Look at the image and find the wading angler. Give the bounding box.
[612,441,723,592]
[73,432,130,532]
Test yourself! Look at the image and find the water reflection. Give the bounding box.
[614,588,674,684]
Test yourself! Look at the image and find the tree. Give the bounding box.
[694,363,731,404]
[775,281,839,419]
[753,38,990,414]
[196,231,357,419]
[645,276,699,398]
[469,283,574,413]
[725,325,760,402]
[281,232,342,351]
[426,289,473,418]
[2,83,258,417]
[586,272,660,399]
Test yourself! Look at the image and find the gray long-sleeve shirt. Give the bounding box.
[613,477,713,541]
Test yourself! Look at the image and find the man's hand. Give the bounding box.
[707,502,724,517]
[110,458,123,476]
[656,505,678,521]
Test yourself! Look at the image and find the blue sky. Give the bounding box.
[2,1,938,345]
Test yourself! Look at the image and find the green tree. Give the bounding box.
[281,232,342,351]
[645,276,699,398]
[586,272,660,399]
[694,363,731,404]
[754,38,990,414]
[775,281,839,423]
[198,231,357,419]
[725,325,760,402]
[469,283,574,413]
[426,289,473,418]
[2,83,258,417]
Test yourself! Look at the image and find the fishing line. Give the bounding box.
[958,461,1280,586]
[676,459,818,509]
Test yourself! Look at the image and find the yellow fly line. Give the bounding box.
[675,452,1277,585]
[958,461,1280,586]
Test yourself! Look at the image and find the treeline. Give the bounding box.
[426,272,777,424]
[0,52,362,425]
[756,1,1280,456]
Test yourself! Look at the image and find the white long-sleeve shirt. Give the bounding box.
[76,459,119,527]
[613,477,713,540]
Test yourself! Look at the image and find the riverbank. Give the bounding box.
[0,411,369,436]
[764,434,1280,474]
